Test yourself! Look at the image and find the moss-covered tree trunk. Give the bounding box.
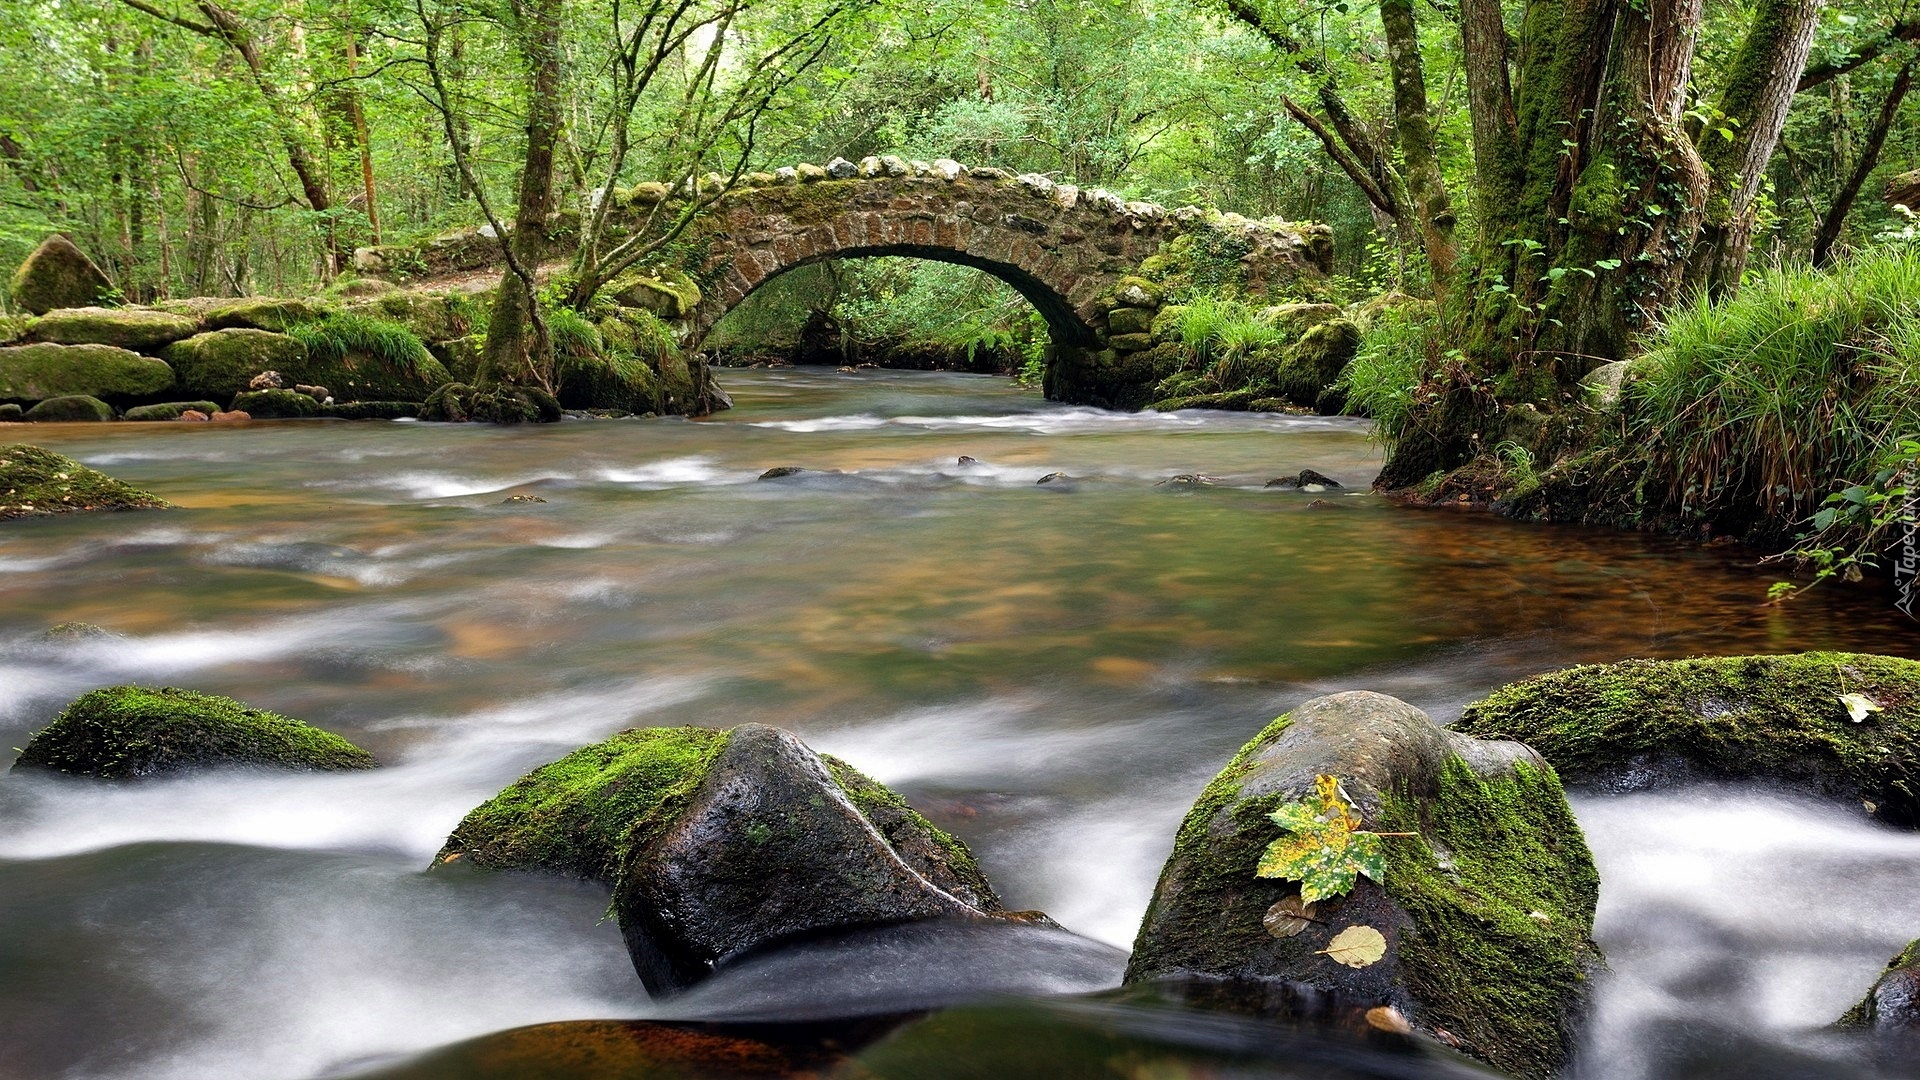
[1687,0,1825,295]
[477,0,563,387]
[1380,0,1456,290]
[1382,0,1708,486]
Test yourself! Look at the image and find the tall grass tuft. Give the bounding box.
[1337,301,1435,438]
[287,313,434,373]
[1626,247,1920,528]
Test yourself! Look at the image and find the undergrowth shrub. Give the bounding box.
[1338,301,1435,438]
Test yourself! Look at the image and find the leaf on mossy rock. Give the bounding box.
[1839,692,1883,723]
[1256,773,1388,902]
[1321,924,1387,968]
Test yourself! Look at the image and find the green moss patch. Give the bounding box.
[0,342,175,402]
[1373,758,1600,1078]
[1457,652,1920,825]
[0,444,170,517]
[438,727,733,881]
[13,685,375,777]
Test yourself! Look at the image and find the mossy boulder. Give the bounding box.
[124,400,221,421]
[12,685,374,777]
[1107,307,1155,336]
[24,395,114,422]
[1272,318,1362,410]
[0,443,171,517]
[1456,652,1920,826]
[162,328,308,400]
[440,723,1009,995]
[1839,939,1920,1033]
[1125,691,1600,1080]
[164,295,330,333]
[230,388,321,419]
[9,235,114,314]
[605,269,701,320]
[343,289,484,344]
[29,306,199,351]
[323,400,420,420]
[0,342,175,402]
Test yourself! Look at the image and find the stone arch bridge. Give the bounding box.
[364,157,1333,408]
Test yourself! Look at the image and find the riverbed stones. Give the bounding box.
[28,307,198,351]
[1455,652,1920,826]
[11,685,375,777]
[23,395,114,422]
[9,235,114,314]
[1126,691,1600,1080]
[0,443,171,517]
[439,723,1008,995]
[0,342,175,402]
[1840,940,1920,1034]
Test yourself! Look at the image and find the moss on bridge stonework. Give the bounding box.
[353,157,1337,409]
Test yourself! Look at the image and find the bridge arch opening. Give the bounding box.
[700,254,1090,375]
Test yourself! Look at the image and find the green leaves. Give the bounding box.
[1255,774,1394,903]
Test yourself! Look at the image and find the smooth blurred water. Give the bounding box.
[2,369,1917,1078]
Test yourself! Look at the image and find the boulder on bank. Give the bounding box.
[9,235,114,314]
[24,395,114,422]
[28,306,198,352]
[1126,691,1600,1080]
[0,444,170,517]
[1455,652,1920,825]
[439,723,1008,994]
[11,685,376,777]
[231,388,320,419]
[124,400,222,422]
[1840,940,1920,1034]
[162,295,328,333]
[0,342,175,402]
[162,328,309,400]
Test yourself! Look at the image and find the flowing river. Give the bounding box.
[2,369,1917,1079]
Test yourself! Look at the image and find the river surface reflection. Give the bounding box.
[1,370,1916,1078]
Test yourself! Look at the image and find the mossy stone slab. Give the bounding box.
[12,685,374,776]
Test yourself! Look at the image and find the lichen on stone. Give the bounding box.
[12,685,375,777]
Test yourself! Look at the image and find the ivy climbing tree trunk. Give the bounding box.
[1687,0,1825,294]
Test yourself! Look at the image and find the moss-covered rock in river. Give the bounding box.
[230,388,320,419]
[28,306,199,351]
[1125,691,1600,1080]
[11,685,375,777]
[9,235,114,314]
[0,342,176,403]
[124,400,221,421]
[1455,653,1920,825]
[23,395,114,422]
[0,444,171,517]
[1839,939,1920,1033]
[440,723,1007,994]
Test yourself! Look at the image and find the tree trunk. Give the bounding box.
[345,30,380,244]
[1688,0,1824,294]
[478,0,563,386]
[1380,0,1456,289]
[1814,58,1916,265]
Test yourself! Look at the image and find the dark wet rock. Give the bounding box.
[9,235,113,314]
[501,494,547,504]
[759,466,811,479]
[1268,469,1343,489]
[0,342,175,403]
[1455,652,1920,826]
[956,455,978,466]
[439,724,1009,995]
[0,447,168,518]
[1036,472,1071,485]
[0,404,21,421]
[340,1018,854,1080]
[123,401,221,422]
[11,685,376,778]
[1126,691,1600,1080]
[1158,474,1221,488]
[1306,498,1335,509]
[28,306,199,351]
[230,388,320,419]
[39,622,117,642]
[1840,940,1920,1034]
[23,395,113,422]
